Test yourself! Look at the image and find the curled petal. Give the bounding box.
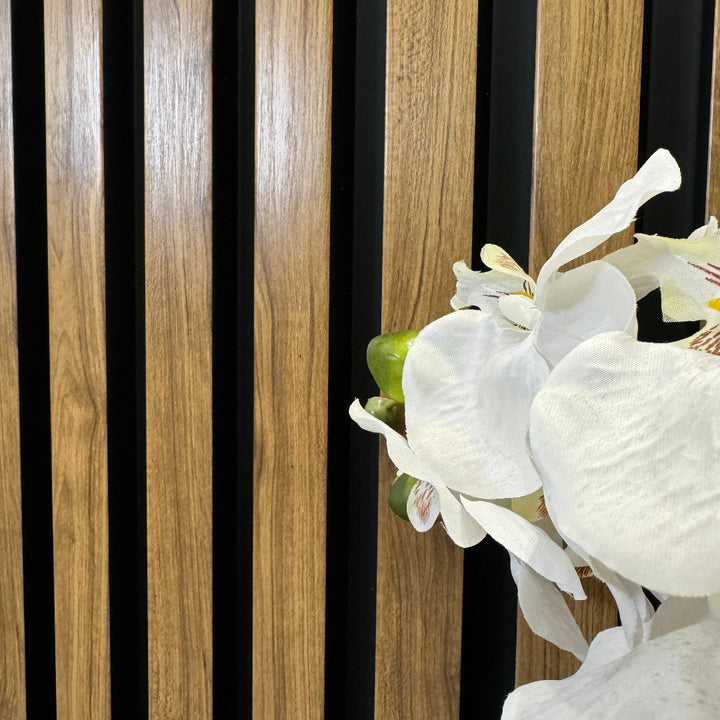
[534,149,681,303]
[510,556,588,658]
[530,331,720,597]
[502,620,720,720]
[461,497,585,599]
[406,480,440,531]
[533,260,637,367]
[403,310,548,498]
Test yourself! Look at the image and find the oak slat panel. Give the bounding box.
[376,2,477,717]
[144,1,213,717]
[517,0,644,686]
[44,0,110,717]
[253,1,331,716]
[0,1,26,718]
[706,0,720,213]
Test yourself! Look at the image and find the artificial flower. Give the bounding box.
[502,600,720,719]
[529,331,720,602]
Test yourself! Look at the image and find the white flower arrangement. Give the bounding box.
[350,149,720,718]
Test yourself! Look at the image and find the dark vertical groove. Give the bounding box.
[461,4,517,720]
[334,0,387,717]
[211,0,243,716]
[470,0,493,263]
[103,0,148,716]
[484,0,537,270]
[324,0,357,715]
[10,1,57,718]
[637,0,714,236]
[234,0,255,715]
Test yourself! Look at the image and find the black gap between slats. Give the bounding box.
[324,0,386,717]
[460,3,537,718]
[10,1,57,718]
[103,0,148,717]
[212,0,252,716]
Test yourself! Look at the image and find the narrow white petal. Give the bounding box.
[510,556,588,658]
[403,310,548,498]
[434,484,487,548]
[451,257,534,313]
[533,260,637,367]
[461,497,585,598]
[535,149,681,303]
[530,331,720,597]
[406,480,440,532]
[502,620,720,720]
[649,597,711,640]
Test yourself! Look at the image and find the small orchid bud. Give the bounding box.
[389,473,417,521]
[366,329,419,403]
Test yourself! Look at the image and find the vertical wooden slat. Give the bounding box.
[44,0,110,717]
[376,3,477,717]
[516,0,644,686]
[253,1,332,717]
[144,1,213,717]
[0,2,26,718]
[707,0,720,212]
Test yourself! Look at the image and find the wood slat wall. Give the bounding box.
[376,2,478,717]
[516,0,645,686]
[44,0,110,717]
[253,1,332,718]
[144,1,214,718]
[0,1,25,718]
[1,2,718,719]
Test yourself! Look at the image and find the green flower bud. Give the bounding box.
[364,396,401,430]
[366,329,419,403]
[389,473,417,521]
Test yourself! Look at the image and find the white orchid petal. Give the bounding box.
[535,149,681,303]
[502,620,720,720]
[434,484,487,548]
[451,259,533,312]
[649,597,711,641]
[510,556,589,659]
[530,331,720,597]
[349,399,443,485]
[533,260,637,367]
[403,310,548,498]
[461,497,585,598]
[406,480,440,532]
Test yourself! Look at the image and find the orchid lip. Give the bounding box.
[498,293,541,330]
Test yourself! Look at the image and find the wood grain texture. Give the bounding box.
[376,2,477,717]
[529,0,645,275]
[0,1,26,718]
[706,0,720,214]
[516,0,644,686]
[44,0,110,717]
[144,1,213,718]
[253,1,332,717]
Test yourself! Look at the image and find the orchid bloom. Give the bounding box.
[502,598,720,719]
[526,218,720,648]
[350,149,682,655]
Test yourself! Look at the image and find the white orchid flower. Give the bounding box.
[502,599,720,719]
[350,150,681,653]
[607,216,720,354]
[529,330,720,610]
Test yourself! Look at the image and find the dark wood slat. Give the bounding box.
[0,0,26,717]
[376,2,478,717]
[144,1,213,717]
[253,1,332,717]
[517,0,644,686]
[44,0,110,716]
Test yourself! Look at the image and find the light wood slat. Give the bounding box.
[376,2,477,717]
[44,0,110,717]
[253,0,331,716]
[517,0,645,686]
[0,2,26,718]
[706,0,720,213]
[144,1,213,717]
